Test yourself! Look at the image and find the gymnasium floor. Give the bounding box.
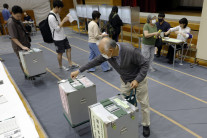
[1,28,207,138]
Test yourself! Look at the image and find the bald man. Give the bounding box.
[71,37,150,137]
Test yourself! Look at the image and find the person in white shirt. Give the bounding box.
[165,18,191,64]
[48,0,78,70]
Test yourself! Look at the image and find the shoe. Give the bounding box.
[156,54,160,57]
[25,76,36,80]
[143,126,150,137]
[0,58,4,62]
[68,64,79,70]
[168,60,173,64]
[25,75,29,80]
[150,68,156,72]
[104,67,113,72]
[59,66,69,71]
[87,70,95,73]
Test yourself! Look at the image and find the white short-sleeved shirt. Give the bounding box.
[48,11,65,41]
[170,26,191,42]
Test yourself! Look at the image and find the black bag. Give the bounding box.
[155,38,163,48]
[107,14,117,37]
[39,13,58,43]
[123,89,137,107]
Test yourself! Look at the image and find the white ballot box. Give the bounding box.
[19,48,46,77]
[89,95,139,138]
[58,76,97,127]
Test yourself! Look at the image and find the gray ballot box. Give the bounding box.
[58,76,97,127]
[19,48,46,77]
[89,95,139,138]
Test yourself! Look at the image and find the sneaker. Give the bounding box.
[87,70,95,73]
[143,126,150,137]
[59,66,69,71]
[0,58,4,62]
[68,64,79,70]
[104,67,113,72]
[150,67,156,72]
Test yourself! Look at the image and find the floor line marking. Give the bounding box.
[66,34,207,82]
[37,43,202,138]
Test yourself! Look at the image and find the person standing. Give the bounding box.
[7,6,32,79]
[2,3,11,35]
[48,0,79,70]
[142,14,160,72]
[108,6,123,42]
[87,11,112,72]
[71,37,151,137]
[155,13,171,57]
[2,3,11,23]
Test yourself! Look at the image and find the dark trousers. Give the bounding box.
[112,33,120,42]
[167,44,187,62]
[155,38,162,55]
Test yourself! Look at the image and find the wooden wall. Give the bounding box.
[50,0,74,26]
[85,0,121,5]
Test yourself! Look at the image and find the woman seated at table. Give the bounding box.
[165,18,191,64]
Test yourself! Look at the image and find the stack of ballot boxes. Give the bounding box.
[19,48,46,77]
[89,95,139,138]
[58,76,97,127]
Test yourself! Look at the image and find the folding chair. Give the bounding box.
[183,33,193,60]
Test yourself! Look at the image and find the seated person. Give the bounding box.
[165,18,190,64]
[155,12,171,57]
[24,12,33,21]
[24,12,33,32]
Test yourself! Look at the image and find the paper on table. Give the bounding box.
[91,104,118,124]
[0,95,7,104]
[164,38,183,43]
[78,77,94,87]
[113,98,129,109]
[67,13,74,23]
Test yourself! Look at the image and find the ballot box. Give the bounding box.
[58,76,97,127]
[89,95,139,138]
[19,48,46,77]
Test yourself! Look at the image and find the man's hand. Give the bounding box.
[22,46,30,51]
[130,80,139,89]
[71,70,79,79]
[102,33,108,37]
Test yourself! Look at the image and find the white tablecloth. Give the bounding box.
[0,62,39,138]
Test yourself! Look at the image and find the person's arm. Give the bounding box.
[48,15,68,31]
[79,55,107,72]
[143,24,159,38]
[11,39,30,50]
[115,15,123,26]
[71,55,107,78]
[7,22,29,50]
[181,28,191,38]
[133,49,149,83]
[165,26,179,36]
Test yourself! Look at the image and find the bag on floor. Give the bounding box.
[39,13,58,43]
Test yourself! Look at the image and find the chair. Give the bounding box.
[183,33,193,60]
[174,34,193,63]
